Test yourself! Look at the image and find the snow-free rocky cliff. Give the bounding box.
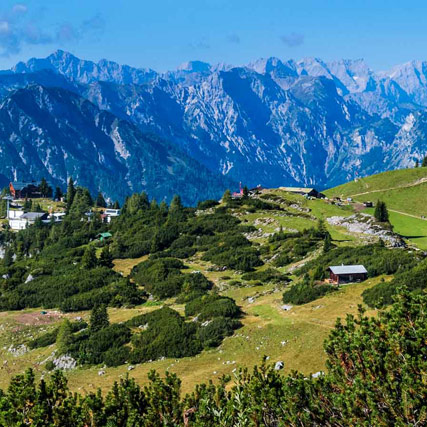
[1,50,427,202]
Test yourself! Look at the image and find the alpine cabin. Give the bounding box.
[328,265,368,284]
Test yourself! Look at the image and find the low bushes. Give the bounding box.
[28,321,88,349]
[131,258,213,300]
[128,307,202,363]
[363,260,427,307]
[197,317,241,348]
[241,268,289,284]
[185,295,241,320]
[282,282,337,305]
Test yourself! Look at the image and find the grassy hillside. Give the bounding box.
[0,188,390,393]
[325,167,427,199]
[0,272,382,394]
[326,168,427,248]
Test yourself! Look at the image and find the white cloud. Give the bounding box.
[12,4,28,15]
[0,21,10,34]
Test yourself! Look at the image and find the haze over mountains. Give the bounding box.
[1,50,427,203]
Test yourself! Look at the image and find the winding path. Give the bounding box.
[348,177,427,198]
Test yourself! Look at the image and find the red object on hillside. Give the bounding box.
[232,182,243,198]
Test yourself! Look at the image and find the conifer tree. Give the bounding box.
[89,304,109,334]
[96,192,107,208]
[56,319,73,355]
[54,187,63,201]
[317,218,328,237]
[113,200,120,209]
[323,232,332,253]
[99,246,113,267]
[415,159,419,168]
[23,199,32,211]
[422,156,427,167]
[39,178,51,198]
[66,178,76,212]
[374,200,389,222]
[3,246,13,267]
[170,195,183,212]
[81,245,97,269]
[222,189,232,203]
[242,186,249,198]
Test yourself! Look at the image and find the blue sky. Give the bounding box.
[0,0,425,72]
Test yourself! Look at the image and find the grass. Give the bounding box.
[0,276,382,394]
[112,255,148,276]
[65,276,381,394]
[325,167,427,200]
[325,168,427,249]
[0,189,400,394]
[384,211,427,249]
[326,168,427,218]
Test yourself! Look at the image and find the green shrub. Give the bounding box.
[197,200,219,210]
[282,282,337,305]
[131,258,186,298]
[129,308,202,363]
[45,360,55,371]
[363,260,427,307]
[241,268,289,284]
[104,346,131,367]
[197,317,241,348]
[28,321,88,349]
[185,295,241,320]
[82,324,132,365]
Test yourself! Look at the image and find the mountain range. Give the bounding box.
[1,50,427,203]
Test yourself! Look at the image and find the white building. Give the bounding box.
[103,208,120,223]
[9,212,49,230]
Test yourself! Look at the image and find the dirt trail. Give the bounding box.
[349,177,427,198]
[388,209,425,220]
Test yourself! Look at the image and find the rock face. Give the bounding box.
[327,214,406,247]
[0,84,233,205]
[2,51,427,199]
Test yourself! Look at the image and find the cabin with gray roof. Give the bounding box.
[279,187,325,198]
[9,212,49,230]
[328,265,368,284]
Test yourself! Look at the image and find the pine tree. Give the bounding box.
[317,218,328,237]
[323,233,332,253]
[159,201,168,215]
[39,178,51,198]
[222,189,232,204]
[3,247,13,267]
[70,188,93,216]
[96,192,107,208]
[170,195,183,212]
[66,178,76,212]
[89,304,109,334]
[415,159,419,168]
[113,200,120,209]
[81,245,97,269]
[374,200,389,222]
[422,156,427,167]
[54,187,63,201]
[99,246,113,267]
[242,186,249,198]
[23,199,32,211]
[56,319,73,355]
[312,264,325,281]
